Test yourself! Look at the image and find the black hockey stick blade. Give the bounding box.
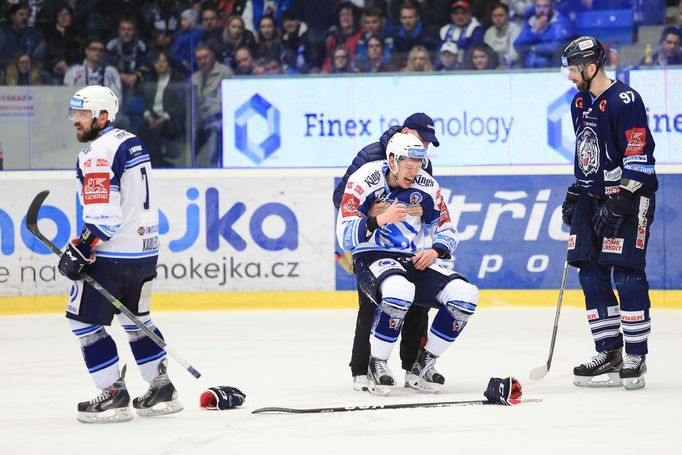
[25,190,201,379]
[252,398,542,414]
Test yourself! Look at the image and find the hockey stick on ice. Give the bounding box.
[529,259,569,381]
[252,398,543,414]
[26,190,201,379]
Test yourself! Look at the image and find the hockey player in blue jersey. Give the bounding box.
[560,37,657,390]
[58,85,182,422]
[336,133,479,395]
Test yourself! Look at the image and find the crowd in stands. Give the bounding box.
[0,0,680,167]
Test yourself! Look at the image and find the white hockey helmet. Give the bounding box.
[69,85,119,122]
[386,132,428,168]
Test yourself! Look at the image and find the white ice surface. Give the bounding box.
[1,307,680,455]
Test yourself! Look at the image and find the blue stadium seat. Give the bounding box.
[575,9,635,45]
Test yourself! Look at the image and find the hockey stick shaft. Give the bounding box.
[529,259,569,380]
[26,190,201,379]
[252,398,543,414]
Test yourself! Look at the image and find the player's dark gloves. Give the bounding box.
[200,386,246,410]
[58,240,95,281]
[561,184,581,226]
[593,192,634,238]
[484,376,523,406]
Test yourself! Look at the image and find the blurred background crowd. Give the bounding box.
[1,0,681,168]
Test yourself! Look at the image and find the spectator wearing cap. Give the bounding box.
[513,0,572,68]
[169,9,204,76]
[439,0,484,65]
[391,2,439,69]
[641,27,682,67]
[323,2,364,73]
[0,2,48,69]
[437,41,458,71]
[280,8,322,73]
[484,3,520,68]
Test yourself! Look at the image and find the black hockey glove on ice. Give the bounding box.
[200,386,246,410]
[58,240,95,281]
[561,184,581,226]
[593,192,634,238]
[484,376,522,406]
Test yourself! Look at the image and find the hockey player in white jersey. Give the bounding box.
[336,133,479,395]
[58,85,182,423]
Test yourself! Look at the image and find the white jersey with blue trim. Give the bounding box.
[336,161,458,257]
[75,127,159,262]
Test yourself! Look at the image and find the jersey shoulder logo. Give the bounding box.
[577,127,599,176]
[83,172,110,204]
[624,127,646,156]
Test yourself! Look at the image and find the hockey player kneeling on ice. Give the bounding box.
[561,37,656,390]
[200,386,246,410]
[336,133,478,396]
[61,85,182,423]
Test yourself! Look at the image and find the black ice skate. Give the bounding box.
[133,360,183,417]
[573,349,623,387]
[407,349,445,393]
[367,356,394,396]
[77,365,132,424]
[620,354,647,390]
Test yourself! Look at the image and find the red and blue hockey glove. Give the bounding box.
[593,192,634,238]
[561,184,581,226]
[484,376,523,406]
[200,386,246,410]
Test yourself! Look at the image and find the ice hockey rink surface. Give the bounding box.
[1,306,680,455]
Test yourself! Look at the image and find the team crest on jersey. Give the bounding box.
[575,97,583,108]
[83,172,110,204]
[389,318,402,330]
[409,192,423,205]
[577,127,599,176]
[599,100,607,112]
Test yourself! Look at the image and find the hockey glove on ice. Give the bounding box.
[58,239,95,281]
[593,192,634,238]
[484,376,522,406]
[200,386,246,410]
[561,184,581,226]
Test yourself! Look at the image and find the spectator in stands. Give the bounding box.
[356,35,397,73]
[355,6,394,66]
[513,0,572,68]
[463,42,499,70]
[44,5,84,84]
[508,0,534,25]
[0,2,48,70]
[401,44,434,72]
[242,0,293,32]
[138,50,185,168]
[255,15,284,60]
[200,4,227,62]
[484,3,520,68]
[281,8,321,73]
[191,44,233,167]
[323,2,364,73]
[439,1,485,65]
[642,27,682,67]
[436,41,459,71]
[391,2,439,69]
[64,37,123,102]
[386,0,452,30]
[222,15,257,70]
[4,53,52,85]
[142,0,182,38]
[233,46,257,75]
[169,9,203,76]
[327,47,356,73]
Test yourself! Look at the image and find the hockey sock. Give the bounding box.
[614,267,651,355]
[74,325,120,389]
[370,298,410,359]
[119,314,167,382]
[580,263,623,351]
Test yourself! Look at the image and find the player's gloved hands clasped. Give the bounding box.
[561,184,581,226]
[484,376,523,406]
[593,192,634,238]
[58,240,95,281]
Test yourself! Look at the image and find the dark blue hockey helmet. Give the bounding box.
[561,36,606,71]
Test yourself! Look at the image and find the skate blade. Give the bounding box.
[573,372,622,388]
[77,407,133,424]
[367,382,391,396]
[622,376,646,390]
[135,399,184,417]
[406,377,440,394]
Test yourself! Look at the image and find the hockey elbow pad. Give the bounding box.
[200,386,246,410]
[483,376,522,406]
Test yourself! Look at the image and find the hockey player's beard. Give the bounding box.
[77,121,101,143]
[574,78,588,92]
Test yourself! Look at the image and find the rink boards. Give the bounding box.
[1,167,681,313]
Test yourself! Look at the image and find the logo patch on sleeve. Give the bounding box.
[624,128,646,156]
[341,194,360,217]
[83,172,110,204]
